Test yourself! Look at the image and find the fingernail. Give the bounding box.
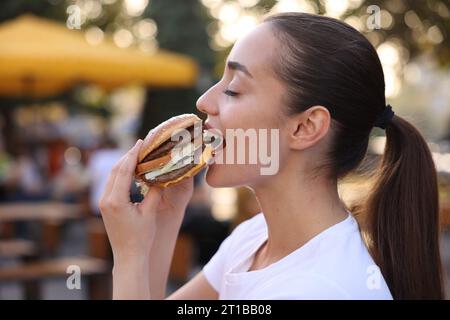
[135,139,143,146]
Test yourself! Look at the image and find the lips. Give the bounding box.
[203,121,216,132]
[203,122,226,154]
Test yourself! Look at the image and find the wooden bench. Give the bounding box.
[0,202,83,222]
[0,203,84,240]
[0,256,110,299]
[86,218,195,287]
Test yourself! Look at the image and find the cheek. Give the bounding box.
[205,127,286,188]
[219,98,252,127]
[205,93,284,188]
[221,94,277,131]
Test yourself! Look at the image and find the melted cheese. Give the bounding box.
[144,141,201,181]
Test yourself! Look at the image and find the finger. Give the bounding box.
[111,139,143,203]
[138,186,162,215]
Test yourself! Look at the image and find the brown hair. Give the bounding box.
[264,12,443,299]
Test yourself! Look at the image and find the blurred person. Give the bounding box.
[46,138,67,179]
[1,141,48,239]
[3,142,47,201]
[51,147,90,203]
[99,13,443,300]
[87,136,124,215]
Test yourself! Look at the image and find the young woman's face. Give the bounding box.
[197,23,290,188]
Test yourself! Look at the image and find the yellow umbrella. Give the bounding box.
[0,15,198,98]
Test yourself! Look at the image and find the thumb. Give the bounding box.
[138,186,162,214]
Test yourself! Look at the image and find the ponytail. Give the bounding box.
[365,115,443,299]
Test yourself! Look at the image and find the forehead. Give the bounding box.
[226,23,277,78]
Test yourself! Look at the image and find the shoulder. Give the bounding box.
[202,213,266,291]
[260,214,392,299]
[225,213,266,245]
[304,215,393,299]
[232,213,266,234]
[216,212,266,262]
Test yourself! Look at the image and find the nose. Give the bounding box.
[196,84,219,116]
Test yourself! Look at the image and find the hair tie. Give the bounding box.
[374,104,395,129]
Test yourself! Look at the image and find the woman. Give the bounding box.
[99,13,443,299]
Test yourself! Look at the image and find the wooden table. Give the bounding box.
[0,202,85,255]
[0,256,110,299]
[0,202,84,223]
[0,203,111,299]
[0,239,37,258]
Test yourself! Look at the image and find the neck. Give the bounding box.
[251,165,348,262]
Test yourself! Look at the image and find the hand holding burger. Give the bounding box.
[98,114,221,298]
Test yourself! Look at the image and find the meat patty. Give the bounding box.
[142,125,199,162]
[143,144,205,184]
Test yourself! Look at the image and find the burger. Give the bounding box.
[135,113,221,189]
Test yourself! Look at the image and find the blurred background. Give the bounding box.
[0,0,449,299]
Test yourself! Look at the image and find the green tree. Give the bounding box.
[137,0,215,138]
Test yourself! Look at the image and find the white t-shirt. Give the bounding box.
[203,212,393,300]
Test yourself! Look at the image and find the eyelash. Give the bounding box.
[223,89,239,97]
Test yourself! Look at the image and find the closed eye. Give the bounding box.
[223,89,239,97]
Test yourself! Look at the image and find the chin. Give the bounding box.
[205,164,235,188]
[205,163,261,188]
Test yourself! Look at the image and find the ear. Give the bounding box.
[288,106,331,151]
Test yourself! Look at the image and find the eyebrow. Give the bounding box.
[227,61,253,78]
